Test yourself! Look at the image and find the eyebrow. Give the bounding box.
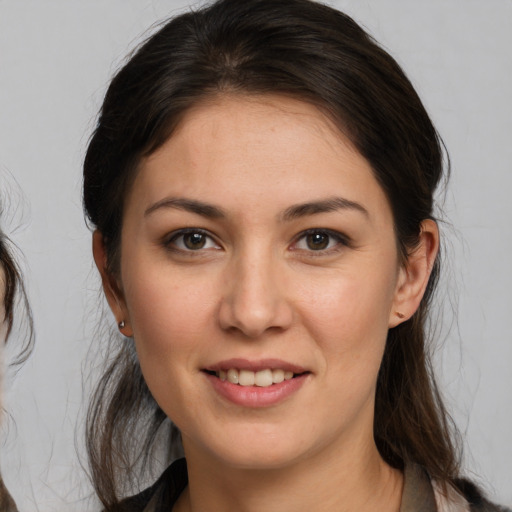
[280,196,369,221]
[144,195,368,221]
[144,197,226,218]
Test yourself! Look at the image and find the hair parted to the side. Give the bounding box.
[83,0,460,507]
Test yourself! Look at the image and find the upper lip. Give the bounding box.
[203,358,308,374]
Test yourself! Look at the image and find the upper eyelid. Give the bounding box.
[168,227,211,237]
[165,228,220,247]
[293,228,350,245]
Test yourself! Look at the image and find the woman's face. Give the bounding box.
[106,95,415,470]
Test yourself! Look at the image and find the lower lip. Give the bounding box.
[204,372,309,408]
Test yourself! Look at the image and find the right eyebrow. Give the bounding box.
[280,196,369,222]
[144,197,226,219]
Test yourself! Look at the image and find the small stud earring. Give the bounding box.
[118,320,125,330]
[395,312,405,319]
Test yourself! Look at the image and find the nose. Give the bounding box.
[217,250,293,338]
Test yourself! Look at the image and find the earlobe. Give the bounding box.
[92,231,133,337]
[389,219,439,328]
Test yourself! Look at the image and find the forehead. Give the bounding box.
[128,94,391,224]
[167,94,353,165]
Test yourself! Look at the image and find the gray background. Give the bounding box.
[1,1,511,510]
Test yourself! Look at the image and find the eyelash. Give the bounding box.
[164,228,220,253]
[163,228,350,255]
[291,228,350,256]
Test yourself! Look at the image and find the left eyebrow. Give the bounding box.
[280,196,369,222]
[144,197,226,218]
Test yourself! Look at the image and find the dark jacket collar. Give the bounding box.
[400,463,437,512]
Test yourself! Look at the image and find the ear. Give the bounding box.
[92,230,133,337]
[389,219,439,328]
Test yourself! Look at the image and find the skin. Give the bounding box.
[94,95,439,512]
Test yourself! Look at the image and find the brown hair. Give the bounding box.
[0,237,33,359]
[0,208,34,512]
[83,0,460,507]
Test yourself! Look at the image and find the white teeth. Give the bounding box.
[227,368,239,384]
[217,368,299,386]
[239,370,255,386]
[255,369,273,387]
[272,369,284,383]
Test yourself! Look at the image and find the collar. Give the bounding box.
[400,463,438,512]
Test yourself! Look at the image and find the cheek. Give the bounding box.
[296,264,396,363]
[121,261,222,371]
[296,269,396,427]
[120,266,219,419]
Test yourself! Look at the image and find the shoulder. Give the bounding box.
[117,458,188,512]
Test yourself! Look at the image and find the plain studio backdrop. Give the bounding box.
[0,1,511,510]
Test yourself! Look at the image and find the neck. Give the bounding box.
[175,434,403,512]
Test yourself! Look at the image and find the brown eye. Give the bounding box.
[183,232,207,250]
[306,232,330,250]
[293,229,349,254]
[167,229,220,252]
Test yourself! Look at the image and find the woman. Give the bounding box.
[83,0,508,510]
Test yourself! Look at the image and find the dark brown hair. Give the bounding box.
[0,209,34,512]
[0,237,33,361]
[83,0,460,507]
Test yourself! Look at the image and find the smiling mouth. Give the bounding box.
[203,368,309,387]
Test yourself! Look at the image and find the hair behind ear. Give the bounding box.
[375,220,461,482]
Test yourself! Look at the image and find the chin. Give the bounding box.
[217,447,304,471]
[185,424,317,472]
